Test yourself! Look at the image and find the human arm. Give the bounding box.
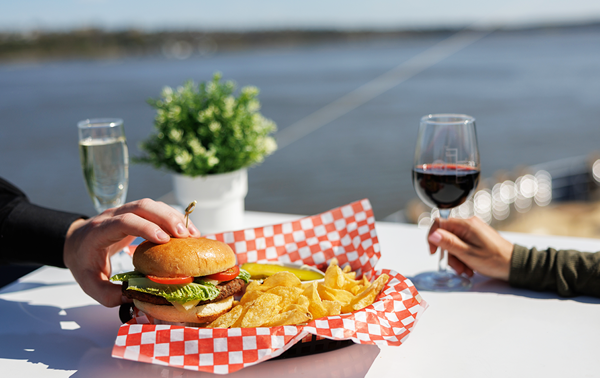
[0,177,84,267]
[427,216,600,297]
[510,245,600,297]
[0,177,201,307]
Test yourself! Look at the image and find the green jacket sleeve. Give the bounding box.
[509,244,600,297]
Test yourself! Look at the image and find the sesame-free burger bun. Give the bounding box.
[133,237,236,278]
[133,296,234,324]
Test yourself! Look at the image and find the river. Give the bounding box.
[1,25,600,220]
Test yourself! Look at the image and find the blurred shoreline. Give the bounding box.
[3,21,600,63]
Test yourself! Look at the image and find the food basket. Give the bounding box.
[112,199,427,374]
[271,334,354,360]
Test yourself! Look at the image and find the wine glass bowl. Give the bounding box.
[413,163,480,210]
[77,118,129,213]
[411,114,480,291]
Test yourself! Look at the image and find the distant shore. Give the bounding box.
[2,22,600,63]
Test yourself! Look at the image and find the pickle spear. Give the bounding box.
[241,263,324,281]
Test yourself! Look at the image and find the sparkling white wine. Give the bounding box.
[79,136,129,212]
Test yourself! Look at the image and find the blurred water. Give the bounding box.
[1,26,600,220]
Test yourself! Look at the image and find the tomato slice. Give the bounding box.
[205,266,240,281]
[147,275,193,285]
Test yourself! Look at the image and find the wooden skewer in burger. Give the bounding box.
[111,202,250,325]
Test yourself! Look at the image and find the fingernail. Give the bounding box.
[176,223,187,236]
[429,231,442,244]
[156,229,169,241]
[188,224,200,236]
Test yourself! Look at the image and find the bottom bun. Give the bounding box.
[134,296,233,325]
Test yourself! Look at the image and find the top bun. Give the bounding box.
[133,238,236,278]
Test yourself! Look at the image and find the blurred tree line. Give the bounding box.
[0,28,454,62]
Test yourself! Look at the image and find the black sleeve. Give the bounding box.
[509,244,600,297]
[0,178,88,268]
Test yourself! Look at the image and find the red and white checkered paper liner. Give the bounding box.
[112,199,427,374]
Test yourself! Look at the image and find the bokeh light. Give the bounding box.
[474,189,492,224]
[534,170,552,206]
[593,160,600,183]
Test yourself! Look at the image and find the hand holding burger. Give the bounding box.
[112,237,250,325]
[64,199,200,308]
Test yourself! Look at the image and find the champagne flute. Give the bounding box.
[411,114,480,291]
[78,118,131,274]
[78,118,129,213]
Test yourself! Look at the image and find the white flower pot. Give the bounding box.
[172,168,248,235]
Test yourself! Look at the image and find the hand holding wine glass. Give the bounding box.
[412,114,480,291]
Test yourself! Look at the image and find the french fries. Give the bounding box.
[207,259,389,328]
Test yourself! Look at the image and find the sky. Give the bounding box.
[2,0,600,32]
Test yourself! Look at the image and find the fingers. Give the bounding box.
[427,219,442,254]
[88,280,126,308]
[109,235,136,255]
[73,268,126,308]
[428,228,471,260]
[112,199,201,240]
[436,217,476,241]
[96,213,173,246]
[448,255,474,277]
[428,217,474,253]
[429,225,474,277]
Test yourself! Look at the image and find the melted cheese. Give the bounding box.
[170,299,201,312]
[167,279,222,313]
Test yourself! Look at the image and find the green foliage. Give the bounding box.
[137,73,277,176]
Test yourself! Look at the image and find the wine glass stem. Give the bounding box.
[438,209,451,273]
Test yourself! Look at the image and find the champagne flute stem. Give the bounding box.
[438,209,451,273]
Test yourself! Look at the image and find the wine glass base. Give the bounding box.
[411,271,472,292]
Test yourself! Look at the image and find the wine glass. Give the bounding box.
[77,118,129,213]
[78,118,131,274]
[411,114,480,291]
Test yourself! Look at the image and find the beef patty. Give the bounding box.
[122,278,246,306]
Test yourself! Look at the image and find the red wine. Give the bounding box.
[412,164,480,209]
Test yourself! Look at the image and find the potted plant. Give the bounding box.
[137,73,277,234]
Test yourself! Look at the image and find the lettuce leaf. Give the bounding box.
[111,268,250,304]
[111,269,250,284]
[237,269,251,283]
[126,277,220,304]
[110,271,144,282]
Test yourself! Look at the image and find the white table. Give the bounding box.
[1,211,599,378]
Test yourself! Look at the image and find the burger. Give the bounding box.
[111,237,250,325]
